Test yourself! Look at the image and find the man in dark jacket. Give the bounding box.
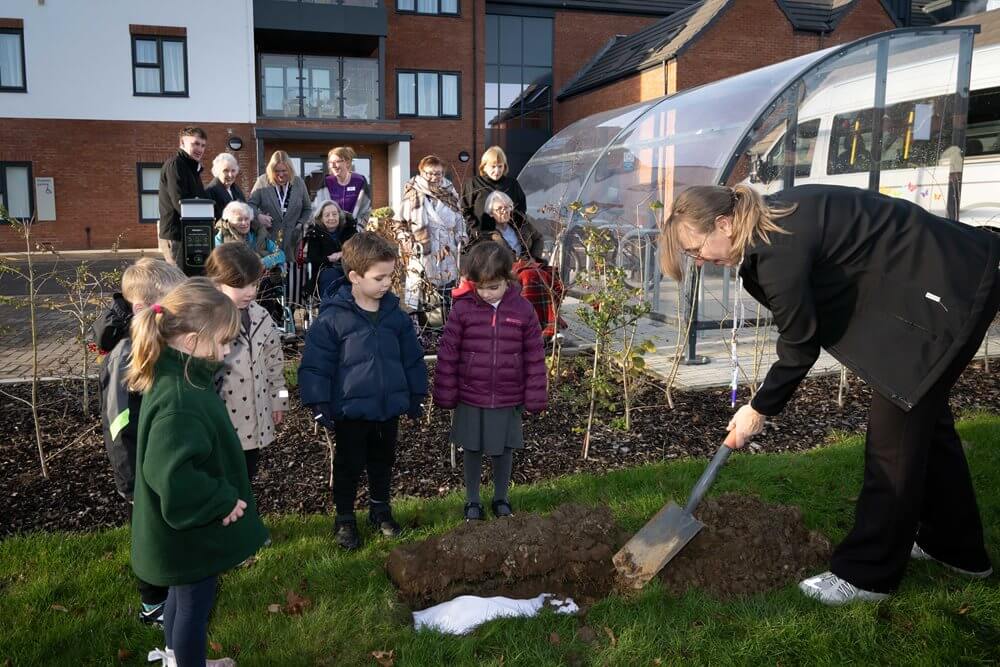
[158,127,208,265]
[298,233,428,551]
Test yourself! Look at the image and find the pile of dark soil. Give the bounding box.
[1,358,997,537]
[386,497,832,608]
[386,504,624,609]
[658,493,832,600]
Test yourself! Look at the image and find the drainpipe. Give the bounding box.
[472,0,479,160]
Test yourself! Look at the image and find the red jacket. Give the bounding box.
[433,281,548,412]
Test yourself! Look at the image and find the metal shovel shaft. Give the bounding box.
[613,444,733,588]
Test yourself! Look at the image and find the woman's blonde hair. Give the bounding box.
[659,184,796,281]
[265,150,297,185]
[328,146,356,166]
[479,145,508,178]
[313,200,342,226]
[126,277,240,393]
[211,153,239,180]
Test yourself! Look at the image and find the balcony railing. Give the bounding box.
[260,54,380,120]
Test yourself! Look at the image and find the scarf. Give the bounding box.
[402,175,461,214]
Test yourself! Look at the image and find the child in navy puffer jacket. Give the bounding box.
[299,232,428,551]
[433,240,547,521]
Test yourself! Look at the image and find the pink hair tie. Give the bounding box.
[151,304,163,314]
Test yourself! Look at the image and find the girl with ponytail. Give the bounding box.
[128,277,269,667]
[659,182,1000,607]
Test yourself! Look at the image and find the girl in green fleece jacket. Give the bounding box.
[128,278,269,667]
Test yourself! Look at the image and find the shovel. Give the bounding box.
[613,444,733,589]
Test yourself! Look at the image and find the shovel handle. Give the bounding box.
[683,444,732,514]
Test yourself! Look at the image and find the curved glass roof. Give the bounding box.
[520,26,978,241]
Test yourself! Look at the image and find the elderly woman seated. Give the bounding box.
[479,190,565,340]
[215,200,285,324]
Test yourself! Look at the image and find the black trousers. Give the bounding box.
[332,418,399,516]
[831,277,1000,593]
[244,448,260,481]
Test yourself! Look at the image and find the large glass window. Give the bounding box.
[0,28,26,92]
[260,54,379,119]
[397,0,458,15]
[0,162,33,221]
[132,35,187,97]
[137,163,161,224]
[484,14,552,131]
[397,70,459,117]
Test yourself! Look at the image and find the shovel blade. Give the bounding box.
[613,501,704,589]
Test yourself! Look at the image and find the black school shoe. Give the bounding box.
[334,516,362,551]
[464,502,486,522]
[368,506,403,538]
[491,499,513,518]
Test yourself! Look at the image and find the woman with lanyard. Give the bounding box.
[660,183,1000,606]
[249,150,312,329]
[394,155,466,320]
[313,146,372,228]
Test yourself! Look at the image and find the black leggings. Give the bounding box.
[164,575,217,666]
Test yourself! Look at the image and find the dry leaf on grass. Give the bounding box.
[267,603,282,614]
[284,589,312,616]
[371,649,395,666]
[50,604,68,613]
[548,631,561,645]
[209,641,223,654]
[958,604,971,615]
[116,648,132,662]
[603,626,617,646]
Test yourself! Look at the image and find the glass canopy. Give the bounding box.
[518,26,978,356]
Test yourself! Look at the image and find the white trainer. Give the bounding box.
[798,571,889,606]
[147,648,237,666]
[911,543,993,578]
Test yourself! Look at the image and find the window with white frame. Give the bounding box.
[0,162,33,221]
[132,35,187,96]
[397,0,459,15]
[397,71,459,118]
[0,27,26,92]
[137,163,161,223]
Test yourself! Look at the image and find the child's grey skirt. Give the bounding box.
[450,403,523,456]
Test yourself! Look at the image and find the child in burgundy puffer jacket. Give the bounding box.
[433,240,548,521]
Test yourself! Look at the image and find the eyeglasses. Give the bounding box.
[421,171,444,178]
[681,229,714,260]
[494,206,513,213]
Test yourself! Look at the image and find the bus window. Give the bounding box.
[761,119,821,181]
[829,96,954,174]
[967,86,1000,156]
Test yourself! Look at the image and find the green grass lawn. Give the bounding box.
[2,415,999,666]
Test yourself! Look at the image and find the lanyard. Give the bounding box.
[276,184,290,213]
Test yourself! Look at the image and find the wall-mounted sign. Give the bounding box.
[34,177,56,221]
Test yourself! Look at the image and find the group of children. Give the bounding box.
[98,234,548,665]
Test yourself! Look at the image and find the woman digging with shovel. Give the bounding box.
[659,183,1000,606]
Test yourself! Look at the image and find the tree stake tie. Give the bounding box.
[730,261,745,408]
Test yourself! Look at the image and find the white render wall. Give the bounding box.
[1,0,256,123]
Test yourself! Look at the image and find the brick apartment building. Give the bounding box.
[0,0,957,251]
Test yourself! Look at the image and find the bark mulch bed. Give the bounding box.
[1,358,997,538]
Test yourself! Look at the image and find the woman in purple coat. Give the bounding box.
[433,241,548,522]
[312,146,372,228]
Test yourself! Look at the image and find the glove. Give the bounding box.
[406,397,424,420]
[310,403,335,430]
